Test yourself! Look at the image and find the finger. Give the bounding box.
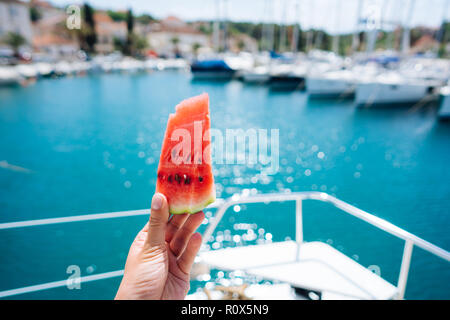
[146,193,169,248]
[165,213,189,243]
[170,211,205,257]
[177,232,202,275]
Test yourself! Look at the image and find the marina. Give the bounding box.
[1,70,449,299]
[0,0,449,301]
[1,50,449,112]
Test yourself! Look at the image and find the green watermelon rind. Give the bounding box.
[169,194,216,215]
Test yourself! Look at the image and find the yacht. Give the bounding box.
[0,66,23,86]
[355,72,440,107]
[306,69,356,98]
[34,62,54,78]
[1,192,448,300]
[190,59,236,80]
[242,65,271,84]
[306,63,380,99]
[16,64,38,80]
[438,85,450,120]
[268,64,306,91]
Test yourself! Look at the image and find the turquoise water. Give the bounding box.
[0,71,449,299]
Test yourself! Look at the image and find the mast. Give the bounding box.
[401,0,416,55]
[269,0,275,52]
[223,0,229,51]
[331,0,341,54]
[352,0,363,53]
[213,0,221,52]
[291,0,300,52]
[279,0,287,52]
[262,0,275,52]
[305,0,314,52]
[314,0,325,50]
[384,0,396,50]
[365,1,381,53]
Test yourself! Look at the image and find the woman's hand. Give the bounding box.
[115,193,204,300]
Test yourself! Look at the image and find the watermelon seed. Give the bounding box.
[168,175,172,183]
[157,173,163,180]
[174,174,181,184]
[185,176,191,185]
[198,176,204,182]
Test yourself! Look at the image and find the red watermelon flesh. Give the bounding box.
[156,93,215,214]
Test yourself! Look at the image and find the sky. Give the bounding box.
[50,0,450,34]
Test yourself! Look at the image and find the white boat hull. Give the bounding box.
[439,90,450,119]
[307,77,355,97]
[355,82,434,106]
[242,72,270,84]
[191,71,235,80]
[0,67,23,86]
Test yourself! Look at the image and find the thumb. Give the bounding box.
[146,193,169,248]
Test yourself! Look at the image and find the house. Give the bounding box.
[147,16,209,57]
[411,34,439,54]
[31,0,79,57]
[0,0,33,44]
[33,33,79,58]
[227,33,259,53]
[94,11,127,54]
[30,0,64,22]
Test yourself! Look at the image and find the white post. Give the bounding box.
[397,240,414,299]
[213,0,221,52]
[295,198,303,261]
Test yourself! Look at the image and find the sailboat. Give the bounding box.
[353,0,442,106]
[190,0,237,80]
[438,84,450,120]
[305,0,355,98]
[0,66,23,86]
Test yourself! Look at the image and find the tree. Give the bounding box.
[438,22,450,58]
[107,10,127,22]
[136,14,155,25]
[30,7,42,23]
[124,9,135,55]
[192,42,201,56]
[113,36,126,52]
[171,36,180,46]
[4,32,26,57]
[171,36,180,56]
[237,39,245,51]
[135,35,149,53]
[127,9,134,32]
[77,3,97,54]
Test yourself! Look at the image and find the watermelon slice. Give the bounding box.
[156,93,216,214]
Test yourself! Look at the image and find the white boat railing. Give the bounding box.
[0,192,448,299]
[201,191,450,300]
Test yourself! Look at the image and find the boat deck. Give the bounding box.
[199,240,399,300]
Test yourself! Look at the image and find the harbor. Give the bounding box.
[0,0,449,301]
[2,51,450,115]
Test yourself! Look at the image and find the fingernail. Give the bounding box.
[151,193,163,210]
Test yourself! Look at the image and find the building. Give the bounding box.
[30,0,64,21]
[411,34,439,54]
[0,0,33,44]
[94,11,127,54]
[147,16,209,57]
[31,0,79,58]
[227,33,259,53]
